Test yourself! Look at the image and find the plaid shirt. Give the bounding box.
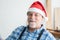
[6,26,56,40]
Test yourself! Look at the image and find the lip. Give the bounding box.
[29,21,36,22]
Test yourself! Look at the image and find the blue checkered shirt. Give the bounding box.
[6,26,56,40]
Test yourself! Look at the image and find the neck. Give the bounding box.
[28,27,36,32]
[28,25,42,32]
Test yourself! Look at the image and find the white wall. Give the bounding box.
[51,0,60,29]
[0,0,46,39]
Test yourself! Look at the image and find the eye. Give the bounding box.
[27,12,32,16]
[28,14,32,16]
[35,14,39,17]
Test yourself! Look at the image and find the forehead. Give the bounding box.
[27,11,40,15]
[27,11,43,18]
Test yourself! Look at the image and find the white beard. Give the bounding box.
[29,22,36,28]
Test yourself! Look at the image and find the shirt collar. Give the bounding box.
[26,25,45,34]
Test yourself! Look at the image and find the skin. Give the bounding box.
[27,11,44,32]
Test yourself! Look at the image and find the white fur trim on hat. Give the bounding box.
[28,8,48,21]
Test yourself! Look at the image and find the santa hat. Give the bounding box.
[28,1,48,21]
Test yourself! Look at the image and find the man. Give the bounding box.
[6,1,56,40]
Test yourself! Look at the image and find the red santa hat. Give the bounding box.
[28,1,48,21]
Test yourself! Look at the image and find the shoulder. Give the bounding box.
[6,25,27,40]
[12,25,26,34]
[14,25,26,32]
[43,29,56,40]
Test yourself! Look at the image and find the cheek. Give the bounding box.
[36,17,43,22]
[27,17,31,22]
[27,17,29,22]
[27,16,31,20]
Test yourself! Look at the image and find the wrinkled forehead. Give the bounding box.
[27,11,40,15]
[27,11,43,17]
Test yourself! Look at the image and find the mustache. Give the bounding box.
[28,19,36,22]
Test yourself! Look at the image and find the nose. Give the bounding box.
[31,14,35,19]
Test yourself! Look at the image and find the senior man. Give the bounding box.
[6,1,56,40]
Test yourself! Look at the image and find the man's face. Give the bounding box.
[27,11,43,28]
